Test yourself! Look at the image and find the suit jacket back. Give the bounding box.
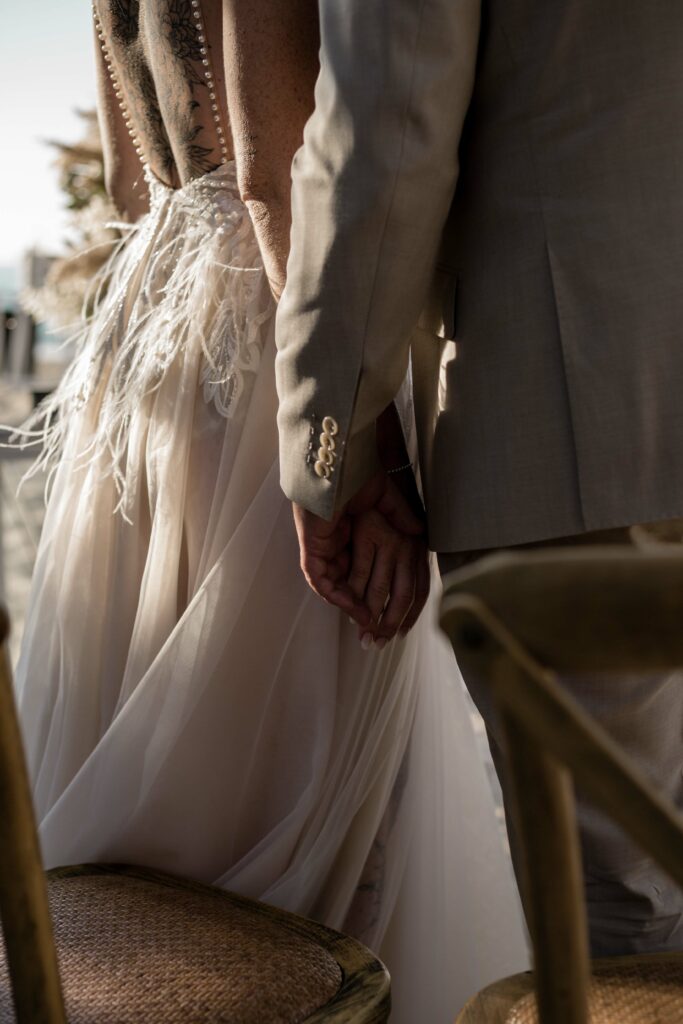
[427,0,683,549]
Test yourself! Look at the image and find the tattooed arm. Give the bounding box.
[221,0,319,299]
[94,23,149,221]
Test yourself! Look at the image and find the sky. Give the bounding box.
[0,1,96,272]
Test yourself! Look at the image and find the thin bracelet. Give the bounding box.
[387,461,413,475]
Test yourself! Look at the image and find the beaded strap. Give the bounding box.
[189,0,230,164]
[92,1,146,181]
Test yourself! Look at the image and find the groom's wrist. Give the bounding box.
[377,402,410,472]
[335,421,383,511]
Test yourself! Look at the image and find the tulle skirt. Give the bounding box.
[14,163,528,1021]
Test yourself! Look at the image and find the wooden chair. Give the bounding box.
[439,547,683,1024]
[0,606,390,1023]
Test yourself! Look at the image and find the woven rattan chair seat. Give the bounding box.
[510,955,683,1023]
[459,954,683,1024]
[0,867,343,1024]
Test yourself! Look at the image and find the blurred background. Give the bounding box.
[0,2,100,660]
[1,1,98,297]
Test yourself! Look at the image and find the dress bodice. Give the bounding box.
[93,0,232,190]
[15,12,269,508]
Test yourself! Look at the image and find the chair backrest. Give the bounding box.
[0,607,66,1022]
[443,546,683,672]
[440,548,683,1024]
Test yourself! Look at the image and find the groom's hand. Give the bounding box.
[346,472,430,644]
[292,505,373,626]
[292,470,426,635]
[348,516,431,645]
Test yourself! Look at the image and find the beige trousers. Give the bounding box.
[439,521,683,956]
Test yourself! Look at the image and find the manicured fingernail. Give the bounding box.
[361,633,373,650]
[375,638,387,650]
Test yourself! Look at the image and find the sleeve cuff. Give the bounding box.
[279,415,381,520]
[335,419,382,511]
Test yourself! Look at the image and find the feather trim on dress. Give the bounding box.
[9,162,273,520]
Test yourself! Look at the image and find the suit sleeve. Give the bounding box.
[275,0,481,518]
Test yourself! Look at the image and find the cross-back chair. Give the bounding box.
[440,547,683,1024]
[0,605,390,1023]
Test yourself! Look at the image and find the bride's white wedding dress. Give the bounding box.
[12,8,528,1020]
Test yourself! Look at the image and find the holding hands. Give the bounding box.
[292,407,431,647]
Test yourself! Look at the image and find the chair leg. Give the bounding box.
[446,598,591,1024]
[487,614,683,897]
[498,672,590,1024]
[449,593,683,1019]
[0,643,66,1023]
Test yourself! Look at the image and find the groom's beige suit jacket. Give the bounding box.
[275,0,683,552]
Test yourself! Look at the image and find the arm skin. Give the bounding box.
[274,0,482,519]
[221,0,319,299]
[94,25,149,222]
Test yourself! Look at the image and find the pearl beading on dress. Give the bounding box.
[191,0,229,164]
[91,0,147,180]
[91,0,229,177]
[46,6,267,466]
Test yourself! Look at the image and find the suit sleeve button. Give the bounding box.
[317,447,335,466]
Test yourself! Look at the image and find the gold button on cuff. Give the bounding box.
[322,416,339,436]
[314,460,331,479]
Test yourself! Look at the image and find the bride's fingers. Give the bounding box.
[317,575,371,625]
[375,540,416,641]
[294,504,371,626]
[346,473,423,538]
[329,550,351,580]
[302,518,351,561]
[292,504,351,562]
[326,516,352,557]
[398,547,431,636]
[347,531,376,602]
[365,545,395,624]
[312,552,369,622]
[301,548,368,623]
[376,480,424,537]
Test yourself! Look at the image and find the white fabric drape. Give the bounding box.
[14,165,528,1022]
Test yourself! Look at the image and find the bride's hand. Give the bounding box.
[292,505,372,626]
[347,509,430,648]
[345,471,430,646]
[292,468,425,636]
